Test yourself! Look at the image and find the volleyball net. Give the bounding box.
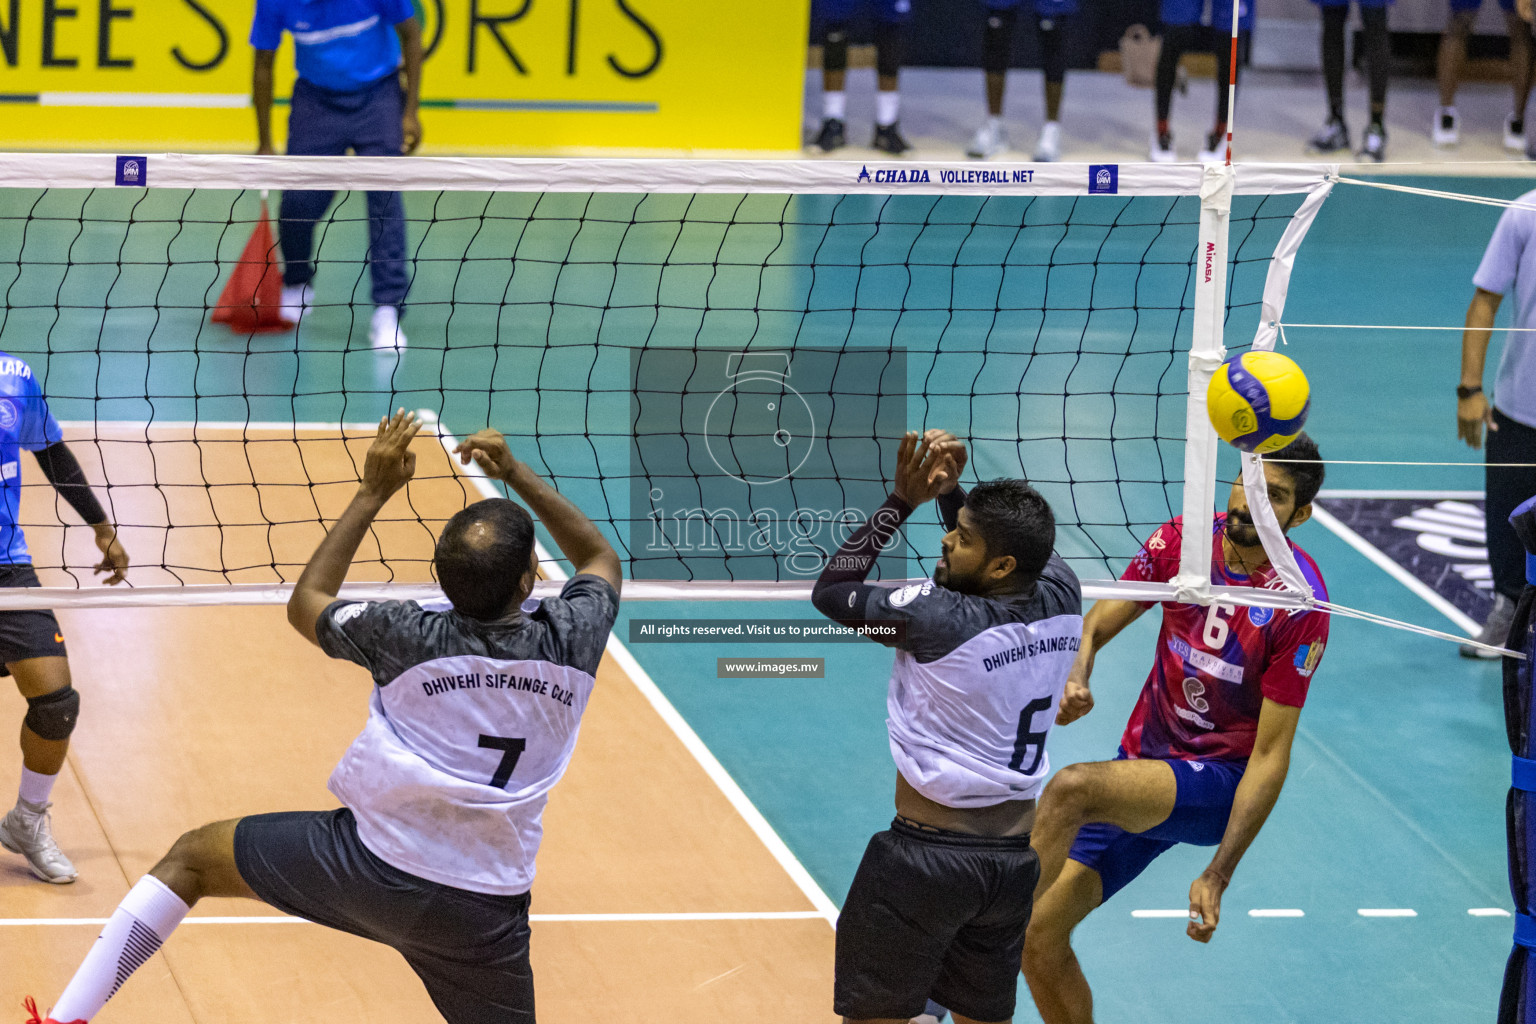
[0,153,1472,641]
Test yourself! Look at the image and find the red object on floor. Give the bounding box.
[21,995,82,1024]
[210,199,292,333]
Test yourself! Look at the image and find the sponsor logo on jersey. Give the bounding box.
[1190,760,1205,771]
[1174,704,1215,730]
[332,602,371,626]
[888,581,932,608]
[53,632,63,643]
[0,462,17,481]
[1148,532,1167,551]
[1168,636,1244,683]
[1294,641,1325,677]
[1247,605,1273,627]
[0,359,33,379]
[0,400,18,431]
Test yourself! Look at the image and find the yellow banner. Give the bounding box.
[0,0,809,153]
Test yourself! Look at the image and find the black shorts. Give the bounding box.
[233,808,534,1024]
[0,565,65,674]
[834,818,1039,1023]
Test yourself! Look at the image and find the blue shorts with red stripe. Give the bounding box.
[984,0,1081,16]
[1065,750,1246,903]
[1161,0,1255,30]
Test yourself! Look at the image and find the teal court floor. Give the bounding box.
[0,170,1523,1022]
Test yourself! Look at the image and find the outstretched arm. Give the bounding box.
[453,429,622,594]
[1186,697,1301,943]
[34,441,127,585]
[288,410,422,645]
[811,430,958,621]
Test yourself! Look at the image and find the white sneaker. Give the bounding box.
[1432,107,1459,147]
[0,799,77,883]
[1149,130,1176,163]
[1033,121,1062,162]
[967,118,1007,159]
[369,305,407,349]
[279,283,314,325]
[1506,113,1526,152]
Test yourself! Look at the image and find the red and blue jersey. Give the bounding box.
[1117,515,1329,763]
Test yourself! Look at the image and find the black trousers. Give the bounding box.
[1488,407,1536,600]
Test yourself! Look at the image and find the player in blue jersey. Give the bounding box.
[0,354,127,885]
[966,0,1078,162]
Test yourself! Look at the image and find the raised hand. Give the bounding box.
[892,430,958,507]
[361,409,422,501]
[922,429,968,494]
[453,428,520,482]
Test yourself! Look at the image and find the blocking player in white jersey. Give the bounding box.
[811,430,1083,1024]
[26,411,622,1024]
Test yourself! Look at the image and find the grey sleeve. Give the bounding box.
[854,581,981,662]
[1034,554,1084,619]
[315,600,428,683]
[535,575,620,677]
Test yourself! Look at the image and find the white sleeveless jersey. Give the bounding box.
[850,556,1083,807]
[315,575,619,895]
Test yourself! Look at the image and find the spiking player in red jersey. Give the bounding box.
[1020,433,1328,1024]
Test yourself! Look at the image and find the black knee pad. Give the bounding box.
[1037,13,1068,84]
[823,22,850,72]
[874,18,905,78]
[983,7,1018,75]
[24,686,78,742]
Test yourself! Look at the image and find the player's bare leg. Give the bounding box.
[1023,860,1102,1024]
[33,819,259,1024]
[151,817,260,905]
[1030,758,1177,897]
[2,656,79,883]
[1507,10,1534,150]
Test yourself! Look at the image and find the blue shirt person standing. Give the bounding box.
[251,0,423,349]
[0,352,129,886]
[1456,187,1536,657]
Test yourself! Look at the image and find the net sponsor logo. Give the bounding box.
[114,156,146,187]
[1088,164,1119,194]
[856,166,932,184]
[1203,241,1217,283]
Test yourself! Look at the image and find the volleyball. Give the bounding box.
[1206,351,1311,454]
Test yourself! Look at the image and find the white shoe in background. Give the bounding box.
[967,118,1008,159]
[1506,113,1526,152]
[279,283,314,325]
[1033,121,1062,162]
[369,305,407,349]
[1431,107,1459,147]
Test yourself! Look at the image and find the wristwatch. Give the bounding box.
[1457,385,1483,399]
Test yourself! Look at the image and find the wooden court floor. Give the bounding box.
[0,426,837,1023]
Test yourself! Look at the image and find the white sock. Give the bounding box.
[986,115,1002,131]
[876,90,900,127]
[822,90,846,120]
[18,766,56,806]
[50,876,190,1022]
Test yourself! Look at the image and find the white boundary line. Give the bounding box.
[420,411,840,926]
[1357,908,1418,918]
[1248,909,1305,918]
[1306,502,1481,635]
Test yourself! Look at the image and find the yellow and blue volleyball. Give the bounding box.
[1206,351,1310,454]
